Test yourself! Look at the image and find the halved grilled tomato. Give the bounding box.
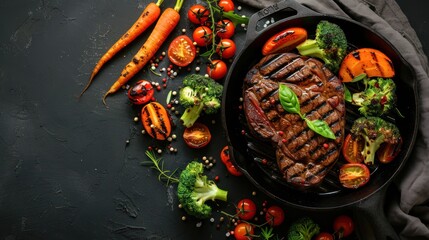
[339,163,370,189]
[141,102,171,140]
[183,122,211,148]
[168,35,196,67]
[377,137,402,164]
[342,134,365,163]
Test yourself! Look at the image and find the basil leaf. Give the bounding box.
[305,118,336,140]
[278,84,301,116]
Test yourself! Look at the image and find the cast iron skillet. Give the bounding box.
[221,0,419,238]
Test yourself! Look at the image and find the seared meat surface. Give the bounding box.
[243,53,346,188]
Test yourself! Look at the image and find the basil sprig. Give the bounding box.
[278,84,336,140]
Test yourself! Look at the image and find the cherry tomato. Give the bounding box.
[218,0,235,12]
[216,39,236,59]
[128,80,154,105]
[236,199,257,220]
[234,222,254,240]
[192,26,212,47]
[265,205,285,227]
[342,134,365,163]
[183,122,211,148]
[168,35,196,67]
[339,163,370,189]
[314,232,334,240]
[262,27,307,55]
[333,215,354,238]
[187,4,209,25]
[207,59,227,80]
[377,137,402,164]
[216,19,235,39]
[220,146,243,176]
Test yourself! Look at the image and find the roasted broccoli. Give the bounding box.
[177,161,228,219]
[296,20,347,73]
[287,217,320,240]
[350,116,401,165]
[352,77,397,117]
[179,74,223,128]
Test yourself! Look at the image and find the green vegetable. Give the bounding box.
[350,116,401,165]
[287,217,320,240]
[296,20,347,73]
[351,77,397,117]
[279,84,336,140]
[177,161,228,219]
[179,74,223,128]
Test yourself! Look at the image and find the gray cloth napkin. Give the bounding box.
[237,0,429,239]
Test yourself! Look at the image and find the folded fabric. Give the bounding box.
[236,0,429,239]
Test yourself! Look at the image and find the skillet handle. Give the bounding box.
[352,186,399,240]
[245,0,320,45]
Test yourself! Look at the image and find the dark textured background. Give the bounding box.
[0,0,426,239]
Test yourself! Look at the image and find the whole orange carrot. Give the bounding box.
[80,0,164,97]
[103,0,184,105]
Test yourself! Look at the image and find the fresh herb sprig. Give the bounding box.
[200,0,249,61]
[278,84,336,140]
[142,151,179,185]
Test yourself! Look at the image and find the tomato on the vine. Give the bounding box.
[168,35,196,67]
[216,39,236,59]
[342,134,365,163]
[339,163,370,189]
[377,137,402,164]
[265,205,285,227]
[236,199,257,220]
[182,122,211,148]
[127,80,154,105]
[333,215,354,238]
[234,222,254,240]
[187,4,209,25]
[216,19,235,39]
[192,26,212,47]
[218,0,235,12]
[207,59,227,80]
[314,232,334,240]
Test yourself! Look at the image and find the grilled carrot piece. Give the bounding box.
[103,0,184,105]
[338,48,395,82]
[81,0,164,97]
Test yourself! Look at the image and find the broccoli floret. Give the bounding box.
[177,161,228,219]
[350,116,401,165]
[352,77,397,117]
[179,74,223,127]
[296,20,347,73]
[287,217,320,240]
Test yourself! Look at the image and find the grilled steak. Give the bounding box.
[243,53,346,188]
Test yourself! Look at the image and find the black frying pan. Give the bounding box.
[221,0,419,238]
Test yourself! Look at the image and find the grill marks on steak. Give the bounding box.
[243,53,345,188]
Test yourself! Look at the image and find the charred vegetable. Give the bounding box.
[339,48,395,82]
[141,102,172,140]
[351,77,397,117]
[350,116,401,165]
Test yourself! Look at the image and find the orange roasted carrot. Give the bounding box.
[80,0,164,97]
[102,0,184,105]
